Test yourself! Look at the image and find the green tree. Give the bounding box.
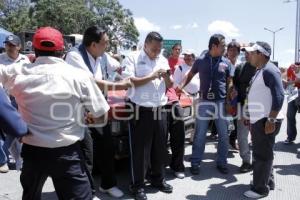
[90,0,139,52]
[31,0,95,35]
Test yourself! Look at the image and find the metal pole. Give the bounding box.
[264,27,284,61]
[295,0,300,62]
[273,32,275,61]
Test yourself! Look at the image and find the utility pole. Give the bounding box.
[264,27,284,61]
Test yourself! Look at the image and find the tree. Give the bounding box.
[31,0,96,35]
[0,0,139,51]
[89,0,139,52]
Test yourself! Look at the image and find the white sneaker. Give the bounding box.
[0,164,9,173]
[174,172,185,179]
[99,186,124,198]
[92,196,101,200]
[244,190,267,198]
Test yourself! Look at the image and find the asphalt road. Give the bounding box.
[0,101,300,200]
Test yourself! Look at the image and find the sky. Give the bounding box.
[118,0,297,68]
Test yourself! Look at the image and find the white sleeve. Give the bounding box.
[65,51,87,70]
[80,77,110,118]
[106,53,120,72]
[121,54,135,78]
[173,67,182,87]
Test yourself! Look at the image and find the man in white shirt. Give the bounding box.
[122,31,173,200]
[65,26,126,198]
[173,49,199,143]
[0,26,109,200]
[243,41,284,199]
[0,34,31,171]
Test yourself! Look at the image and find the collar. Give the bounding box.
[34,56,66,65]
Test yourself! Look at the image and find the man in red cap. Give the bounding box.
[0,27,109,200]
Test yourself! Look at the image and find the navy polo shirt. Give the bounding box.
[191,52,231,100]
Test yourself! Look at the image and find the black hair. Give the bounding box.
[227,41,241,53]
[208,34,225,50]
[34,49,64,58]
[172,43,182,50]
[144,31,163,44]
[82,26,107,47]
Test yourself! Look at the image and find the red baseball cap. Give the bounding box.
[33,27,64,51]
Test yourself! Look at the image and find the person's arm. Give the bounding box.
[0,88,28,137]
[177,61,198,91]
[263,68,285,134]
[95,78,132,91]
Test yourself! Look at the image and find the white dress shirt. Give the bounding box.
[0,56,109,148]
[173,63,200,94]
[122,50,170,107]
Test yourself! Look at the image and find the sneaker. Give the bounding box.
[99,186,124,198]
[240,162,252,173]
[217,165,229,174]
[250,180,274,190]
[284,139,294,145]
[190,165,200,175]
[0,164,9,173]
[92,196,101,200]
[244,190,267,198]
[174,171,185,179]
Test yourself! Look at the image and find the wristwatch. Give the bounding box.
[267,117,277,123]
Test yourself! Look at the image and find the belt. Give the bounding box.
[188,92,199,97]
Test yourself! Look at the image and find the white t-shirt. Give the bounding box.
[173,63,200,94]
[0,56,109,148]
[122,50,170,107]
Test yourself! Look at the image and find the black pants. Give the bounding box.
[128,105,168,189]
[20,142,92,200]
[251,118,281,195]
[166,103,185,172]
[80,126,117,192]
[80,129,96,194]
[91,125,117,189]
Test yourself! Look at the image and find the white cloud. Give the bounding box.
[134,17,160,33]
[208,20,240,38]
[191,22,199,29]
[170,25,183,30]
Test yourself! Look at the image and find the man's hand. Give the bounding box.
[151,69,167,80]
[265,121,276,134]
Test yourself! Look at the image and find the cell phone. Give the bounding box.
[166,69,171,75]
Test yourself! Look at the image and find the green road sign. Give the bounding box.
[163,39,181,58]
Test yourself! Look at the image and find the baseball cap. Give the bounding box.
[244,41,272,57]
[4,35,21,46]
[33,27,64,51]
[182,49,195,57]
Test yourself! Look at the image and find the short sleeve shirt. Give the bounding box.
[122,50,170,107]
[191,52,231,100]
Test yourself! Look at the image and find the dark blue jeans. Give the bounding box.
[287,96,299,141]
[20,142,92,200]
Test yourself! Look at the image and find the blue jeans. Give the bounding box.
[0,137,8,165]
[191,100,229,167]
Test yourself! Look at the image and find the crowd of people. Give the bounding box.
[0,25,299,200]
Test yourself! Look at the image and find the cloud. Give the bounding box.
[191,22,199,29]
[170,25,183,30]
[134,17,160,32]
[208,20,240,37]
